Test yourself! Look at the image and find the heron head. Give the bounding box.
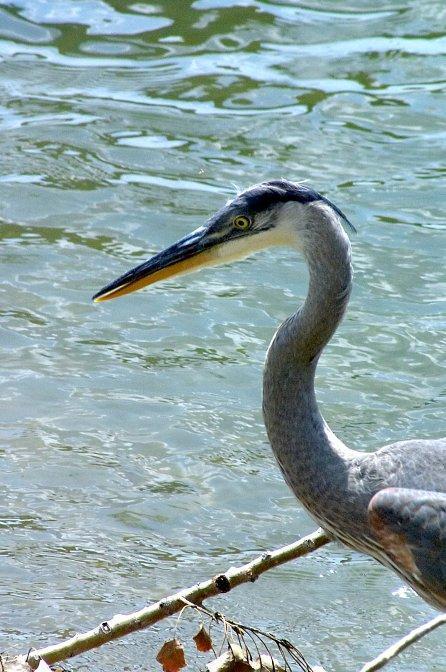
[93,179,353,302]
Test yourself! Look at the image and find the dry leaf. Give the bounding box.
[207,645,254,672]
[156,638,186,672]
[207,651,254,672]
[253,654,286,672]
[193,624,213,652]
[207,644,288,672]
[232,663,253,672]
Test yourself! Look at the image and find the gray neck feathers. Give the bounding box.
[262,204,356,511]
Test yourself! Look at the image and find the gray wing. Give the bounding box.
[368,487,446,608]
[357,438,446,494]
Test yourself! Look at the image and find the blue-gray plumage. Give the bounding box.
[94,179,446,610]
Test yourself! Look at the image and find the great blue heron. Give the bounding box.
[93,179,446,610]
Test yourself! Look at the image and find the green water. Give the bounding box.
[0,1,445,670]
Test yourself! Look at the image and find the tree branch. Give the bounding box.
[13,529,330,669]
[359,614,446,672]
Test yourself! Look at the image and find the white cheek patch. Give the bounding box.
[213,232,265,265]
[212,224,296,266]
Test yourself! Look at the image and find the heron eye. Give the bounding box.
[233,215,251,230]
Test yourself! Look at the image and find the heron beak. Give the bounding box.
[92,227,219,302]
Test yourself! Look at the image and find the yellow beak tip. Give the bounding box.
[92,291,117,303]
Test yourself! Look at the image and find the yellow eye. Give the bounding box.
[233,215,251,230]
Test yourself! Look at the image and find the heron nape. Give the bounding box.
[93,179,446,610]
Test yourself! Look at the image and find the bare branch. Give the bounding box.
[359,614,446,672]
[15,529,329,669]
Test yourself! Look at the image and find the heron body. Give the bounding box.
[94,179,446,610]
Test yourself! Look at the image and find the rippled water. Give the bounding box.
[1,2,445,671]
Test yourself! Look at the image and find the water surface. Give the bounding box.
[0,2,445,671]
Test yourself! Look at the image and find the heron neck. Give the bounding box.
[262,220,356,512]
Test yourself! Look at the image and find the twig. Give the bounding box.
[179,597,314,672]
[12,528,329,669]
[359,614,446,672]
